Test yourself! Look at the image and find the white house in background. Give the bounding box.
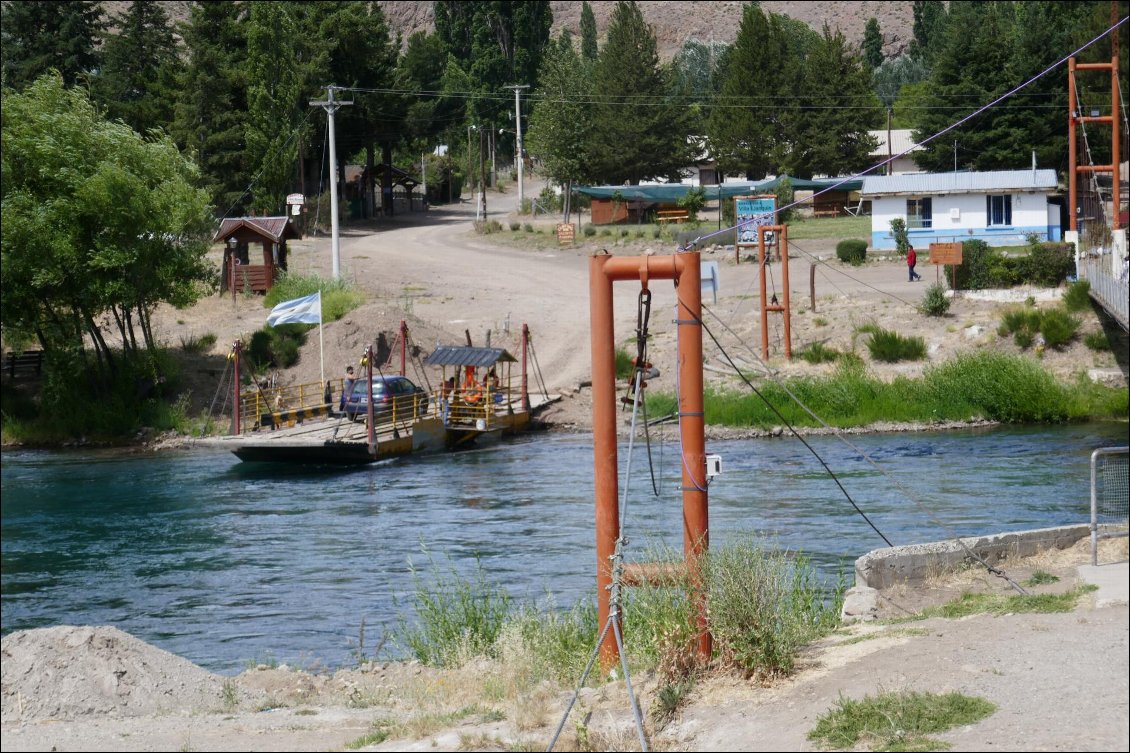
[861,169,1063,251]
[868,129,923,175]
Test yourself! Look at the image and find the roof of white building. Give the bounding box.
[868,129,922,156]
[861,169,1059,196]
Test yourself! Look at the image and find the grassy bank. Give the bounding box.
[646,352,1127,429]
[391,537,843,687]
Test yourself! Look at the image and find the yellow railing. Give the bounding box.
[239,378,342,432]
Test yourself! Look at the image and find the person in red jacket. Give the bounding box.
[907,245,922,282]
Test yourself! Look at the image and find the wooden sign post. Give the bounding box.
[556,223,575,246]
[929,242,963,293]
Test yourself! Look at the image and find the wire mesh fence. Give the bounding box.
[1091,446,1129,565]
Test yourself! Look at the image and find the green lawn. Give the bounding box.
[784,215,871,240]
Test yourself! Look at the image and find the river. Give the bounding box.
[2,421,1126,675]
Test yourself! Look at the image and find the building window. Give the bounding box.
[986,195,1012,226]
[906,197,932,228]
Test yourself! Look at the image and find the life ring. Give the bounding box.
[463,381,483,404]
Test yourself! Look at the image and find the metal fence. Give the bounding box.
[1091,446,1129,565]
[1078,256,1130,331]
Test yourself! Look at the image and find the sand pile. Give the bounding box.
[1,626,227,722]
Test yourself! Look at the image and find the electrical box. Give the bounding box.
[705,454,722,480]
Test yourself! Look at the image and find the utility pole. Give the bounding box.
[480,127,487,219]
[310,86,353,279]
[506,84,530,208]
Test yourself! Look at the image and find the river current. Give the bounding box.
[2,421,1126,674]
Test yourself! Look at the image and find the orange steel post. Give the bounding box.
[589,251,710,669]
[521,323,530,412]
[758,225,792,360]
[365,345,376,452]
[1114,54,1121,231]
[400,320,407,376]
[1069,58,1077,232]
[231,340,241,435]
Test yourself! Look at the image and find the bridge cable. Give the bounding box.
[698,304,1029,594]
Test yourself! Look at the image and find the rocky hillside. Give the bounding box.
[378,0,915,60]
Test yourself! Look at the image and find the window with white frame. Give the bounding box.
[986,194,1012,226]
[906,197,932,228]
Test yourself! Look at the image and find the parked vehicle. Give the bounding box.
[345,375,429,422]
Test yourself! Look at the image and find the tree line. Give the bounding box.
[1,1,1124,380]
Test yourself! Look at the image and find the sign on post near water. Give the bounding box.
[556,223,575,246]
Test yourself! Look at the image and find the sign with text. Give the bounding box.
[556,223,575,245]
[734,195,777,245]
[929,242,963,265]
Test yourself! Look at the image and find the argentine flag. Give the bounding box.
[266,291,322,326]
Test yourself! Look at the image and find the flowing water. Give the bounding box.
[2,421,1126,675]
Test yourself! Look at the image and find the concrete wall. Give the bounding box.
[870,191,1060,250]
[853,524,1091,590]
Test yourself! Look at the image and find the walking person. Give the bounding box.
[907,245,922,282]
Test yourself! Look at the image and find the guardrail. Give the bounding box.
[1078,256,1130,331]
[240,378,342,432]
[1091,446,1129,566]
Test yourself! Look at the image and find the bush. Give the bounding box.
[1062,280,1092,311]
[582,223,597,237]
[918,283,951,317]
[247,324,306,371]
[949,240,1075,290]
[798,342,840,364]
[179,332,217,354]
[865,328,926,362]
[264,272,363,322]
[509,222,521,231]
[835,239,868,266]
[889,217,909,254]
[620,228,630,237]
[1038,308,1079,349]
[523,223,533,233]
[924,351,1068,422]
[1084,330,1110,351]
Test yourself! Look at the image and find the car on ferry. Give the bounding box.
[345,375,429,422]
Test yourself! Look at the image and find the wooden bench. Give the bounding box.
[2,349,45,379]
[811,202,842,218]
[656,209,690,224]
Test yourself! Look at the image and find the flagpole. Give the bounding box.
[318,290,325,396]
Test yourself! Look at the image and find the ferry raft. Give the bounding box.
[198,324,558,465]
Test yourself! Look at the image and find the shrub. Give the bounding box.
[889,217,909,254]
[522,222,533,233]
[1084,330,1110,350]
[924,351,1067,422]
[865,328,926,362]
[918,283,951,317]
[247,324,306,370]
[798,342,840,364]
[600,227,612,236]
[509,222,521,231]
[677,186,707,221]
[1038,308,1079,349]
[582,223,597,237]
[950,240,1075,290]
[835,239,868,266]
[635,229,646,239]
[179,332,217,354]
[620,228,630,237]
[264,272,363,322]
[1017,241,1074,287]
[652,226,662,238]
[1062,280,1092,311]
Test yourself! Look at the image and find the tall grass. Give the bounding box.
[391,536,842,683]
[864,328,926,362]
[264,272,364,322]
[645,352,1126,428]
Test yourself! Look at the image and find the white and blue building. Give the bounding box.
[862,169,1063,251]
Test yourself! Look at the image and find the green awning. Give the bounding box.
[575,175,863,202]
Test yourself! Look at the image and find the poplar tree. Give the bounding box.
[587,1,693,185]
[863,18,883,69]
[173,1,250,214]
[0,0,104,89]
[526,33,594,203]
[580,1,598,61]
[91,0,179,135]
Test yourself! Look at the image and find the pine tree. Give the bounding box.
[92,1,179,135]
[245,2,305,214]
[706,5,797,179]
[0,0,104,89]
[863,18,883,70]
[587,1,694,184]
[173,1,250,214]
[580,1,598,61]
[790,26,882,178]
